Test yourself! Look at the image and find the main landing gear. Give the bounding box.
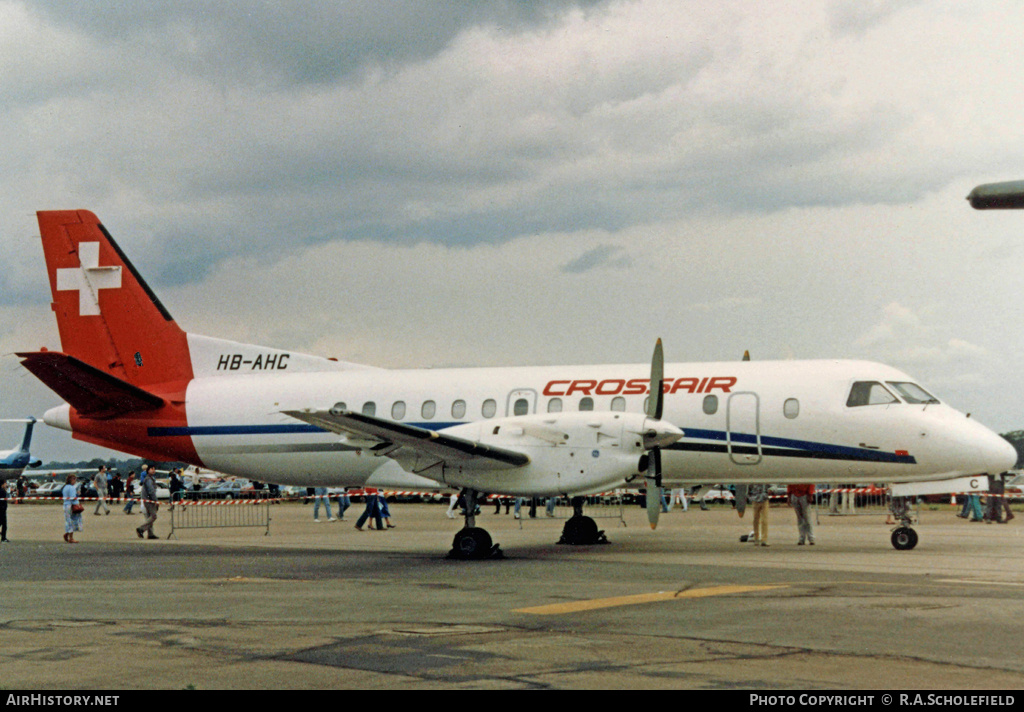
[448,489,503,560]
[558,497,608,546]
[889,496,919,551]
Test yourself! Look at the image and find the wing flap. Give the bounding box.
[18,351,165,418]
[284,409,529,471]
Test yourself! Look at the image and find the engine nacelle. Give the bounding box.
[436,411,675,497]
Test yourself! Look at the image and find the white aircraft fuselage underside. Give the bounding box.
[95,358,1011,495]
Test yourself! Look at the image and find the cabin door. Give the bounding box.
[727,392,762,465]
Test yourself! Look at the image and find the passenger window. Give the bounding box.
[392,401,406,419]
[452,400,467,419]
[482,399,497,418]
[886,382,940,405]
[846,382,899,407]
[579,397,594,412]
[611,396,626,412]
[784,398,799,419]
[513,398,529,416]
[547,398,563,413]
[703,395,718,415]
[421,400,436,419]
[362,401,376,416]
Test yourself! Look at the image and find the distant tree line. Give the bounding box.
[37,457,189,474]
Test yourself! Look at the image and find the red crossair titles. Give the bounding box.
[543,377,737,397]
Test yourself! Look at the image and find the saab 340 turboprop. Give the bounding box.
[18,211,1016,556]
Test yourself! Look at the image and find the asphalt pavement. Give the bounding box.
[2,498,1023,690]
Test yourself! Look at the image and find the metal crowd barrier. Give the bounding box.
[813,486,918,524]
[490,491,628,529]
[168,490,272,539]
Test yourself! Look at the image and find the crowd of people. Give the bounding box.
[0,469,1017,547]
[0,465,172,544]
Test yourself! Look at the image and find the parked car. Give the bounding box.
[129,480,171,500]
[1005,474,1024,501]
[700,486,735,504]
[278,485,306,500]
[208,479,255,499]
[35,481,64,497]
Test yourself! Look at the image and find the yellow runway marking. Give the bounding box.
[513,584,787,615]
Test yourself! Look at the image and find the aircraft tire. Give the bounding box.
[891,526,918,551]
[450,527,493,560]
[558,515,605,545]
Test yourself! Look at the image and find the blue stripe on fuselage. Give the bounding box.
[675,427,916,464]
[149,422,914,465]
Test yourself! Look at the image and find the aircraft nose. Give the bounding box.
[924,414,1018,476]
[985,431,1018,475]
[960,420,1019,475]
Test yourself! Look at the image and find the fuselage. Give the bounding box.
[45,356,1017,495]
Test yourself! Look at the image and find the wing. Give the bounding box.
[283,408,530,475]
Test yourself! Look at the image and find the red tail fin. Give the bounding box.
[37,210,193,388]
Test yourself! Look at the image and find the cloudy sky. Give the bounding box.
[3,0,1024,463]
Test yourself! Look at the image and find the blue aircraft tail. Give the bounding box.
[19,417,36,454]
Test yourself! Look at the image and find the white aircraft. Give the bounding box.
[18,210,1016,556]
[0,417,42,478]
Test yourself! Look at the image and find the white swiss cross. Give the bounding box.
[55,242,122,316]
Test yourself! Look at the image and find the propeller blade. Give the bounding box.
[646,480,660,530]
[645,447,662,529]
[644,339,667,530]
[647,338,664,420]
[733,484,748,517]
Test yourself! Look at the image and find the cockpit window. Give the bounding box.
[886,382,940,405]
[847,381,899,407]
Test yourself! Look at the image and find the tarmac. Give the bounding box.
[2,497,1024,690]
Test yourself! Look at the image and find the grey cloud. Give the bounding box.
[4,0,1022,304]
[24,0,611,86]
[560,244,631,273]
[827,0,928,37]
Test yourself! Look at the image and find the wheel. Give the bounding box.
[559,515,601,545]
[891,526,918,551]
[450,527,493,559]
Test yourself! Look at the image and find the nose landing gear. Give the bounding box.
[447,489,503,560]
[890,526,919,550]
[889,496,918,550]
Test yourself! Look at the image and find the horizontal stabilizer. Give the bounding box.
[284,408,530,471]
[18,351,165,418]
